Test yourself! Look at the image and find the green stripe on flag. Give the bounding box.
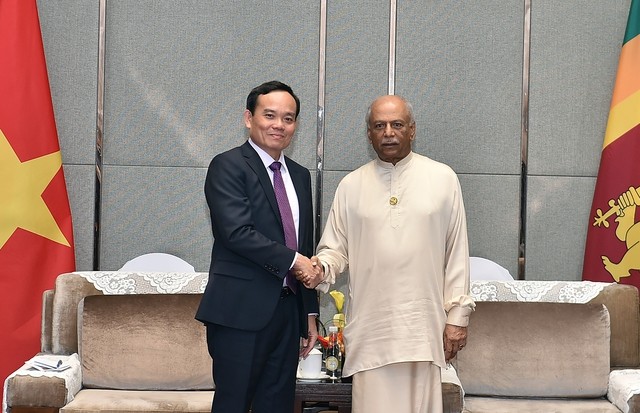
[624,0,640,44]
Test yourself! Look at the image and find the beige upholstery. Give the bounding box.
[78,294,212,390]
[40,289,54,353]
[463,397,623,413]
[455,301,622,412]
[61,390,213,413]
[6,273,640,413]
[590,282,640,367]
[51,273,101,354]
[6,375,67,407]
[457,302,611,397]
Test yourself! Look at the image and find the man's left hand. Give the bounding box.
[443,324,467,363]
[299,315,319,358]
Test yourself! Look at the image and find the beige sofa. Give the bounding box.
[4,274,640,413]
[4,272,214,413]
[454,281,640,413]
[4,271,467,413]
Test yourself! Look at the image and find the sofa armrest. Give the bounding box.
[4,354,82,413]
[608,369,640,413]
[442,365,464,413]
[41,289,54,353]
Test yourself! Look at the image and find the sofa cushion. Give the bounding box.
[470,280,640,367]
[456,301,610,398]
[61,389,213,412]
[79,294,212,390]
[463,396,622,413]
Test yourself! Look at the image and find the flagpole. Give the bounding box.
[518,0,532,280]
[93,0,106,270]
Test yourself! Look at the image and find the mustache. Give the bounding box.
[380,139,399,145]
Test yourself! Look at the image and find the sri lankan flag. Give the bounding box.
[583,0,640,287]
[0,0,75,395]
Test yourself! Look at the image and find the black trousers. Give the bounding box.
[206,292,300,413]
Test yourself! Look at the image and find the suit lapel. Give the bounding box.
[240,141,282,225]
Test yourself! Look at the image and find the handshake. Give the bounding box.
[292,255,324,289]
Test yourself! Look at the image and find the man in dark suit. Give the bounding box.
[196,81,320,413]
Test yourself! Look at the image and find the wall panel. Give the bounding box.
[460,174,521,277]
[525,176,595,281]
[34,1,636,282]
[396,1,523,176]
[528,0,630,177]
[37,0,98,165]
[324,0,389,171]
[103,0,319,170]
[100,165,211,270]
[64,165,95,271]
[38,0,99,270]
[100,1,320,269]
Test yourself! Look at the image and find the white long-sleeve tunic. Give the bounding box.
[316,152,475,376]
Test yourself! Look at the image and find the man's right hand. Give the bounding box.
[293,255,324,288]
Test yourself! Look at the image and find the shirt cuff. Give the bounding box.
[446,305,473,327]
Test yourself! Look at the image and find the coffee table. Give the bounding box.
[294,381,352,413]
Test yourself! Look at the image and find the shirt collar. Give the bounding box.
[374,151,414,169]
[248,138,288,173]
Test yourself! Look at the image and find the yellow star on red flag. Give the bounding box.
[0,129,70,249]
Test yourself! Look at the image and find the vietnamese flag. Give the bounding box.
[583,0,640,287]
[0,0,76,397]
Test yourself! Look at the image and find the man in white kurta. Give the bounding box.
[310,95,475,412]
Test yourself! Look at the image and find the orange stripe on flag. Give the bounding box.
[610,35,640,107]
[603,89,640,149]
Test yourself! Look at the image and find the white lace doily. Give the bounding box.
[608,369,640,413]
[3,353,81,413]
[470,280,610,303]
[75,271,208,294]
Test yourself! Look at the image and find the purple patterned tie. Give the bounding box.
[269,161,298,293]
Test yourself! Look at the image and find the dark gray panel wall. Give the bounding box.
[324,0,389,171]
[529,1,629,177]
[100,1,319,268]
[37,0,98,271]
[460,175,521,276]
[526,176,595,281]
[100,165,211,270]
[396,1,523,175]
[37,1,633,286]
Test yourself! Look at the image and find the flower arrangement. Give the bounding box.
[317,290,345,354]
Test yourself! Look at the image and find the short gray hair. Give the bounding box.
[365,95,416,126]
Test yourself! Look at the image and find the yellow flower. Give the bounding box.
[329,290,344,312]
[329,290,346,329]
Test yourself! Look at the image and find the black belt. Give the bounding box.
[280,286,294,298]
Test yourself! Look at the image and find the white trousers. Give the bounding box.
[351,361,442,413]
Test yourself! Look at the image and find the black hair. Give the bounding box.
[246,80,300,119]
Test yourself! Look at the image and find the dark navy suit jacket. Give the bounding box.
[196,141,319,334]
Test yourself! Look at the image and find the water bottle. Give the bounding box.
[325,325,342,382]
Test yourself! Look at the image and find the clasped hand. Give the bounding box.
[292,255,324,289]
